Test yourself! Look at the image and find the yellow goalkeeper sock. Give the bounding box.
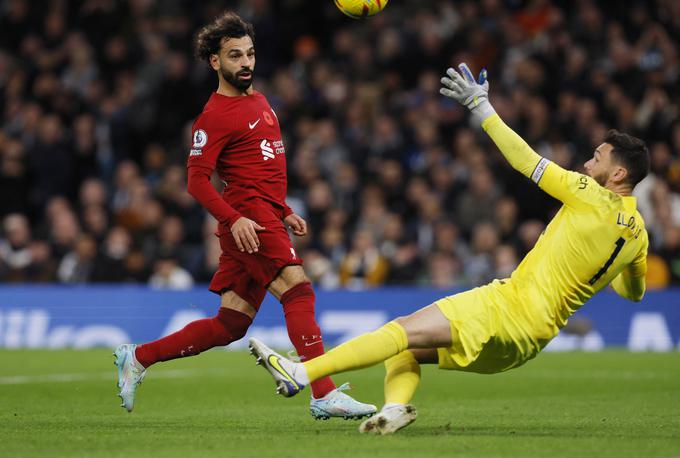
[383,350,421,406]
[304,321,408,383]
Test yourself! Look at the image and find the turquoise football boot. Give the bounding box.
[309,383,377,420]
[114,344,146,412]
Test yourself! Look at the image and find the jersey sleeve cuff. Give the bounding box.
[282,204,294,218]
[530,157,551,184]
[481,113,502,131]
[224,212,242,229]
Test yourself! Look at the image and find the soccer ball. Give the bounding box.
[334,0,388,19]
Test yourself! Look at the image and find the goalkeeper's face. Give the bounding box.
[211,36,255,92]
[584,143,626,188]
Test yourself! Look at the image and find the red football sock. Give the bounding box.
[280,282,336,398]
[135,307,252,368]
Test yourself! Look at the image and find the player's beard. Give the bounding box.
[221,67,253,92]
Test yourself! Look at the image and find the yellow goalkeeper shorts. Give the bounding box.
[434,280,544,374]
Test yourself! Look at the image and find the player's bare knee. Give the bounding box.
[394,315,428,347]
[280,265,309,284]
[220,291,257,319]
[395,305,452,348]
[393,315,410,327]
[268,265,309,299]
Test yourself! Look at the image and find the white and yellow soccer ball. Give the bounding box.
[334,0,389,19]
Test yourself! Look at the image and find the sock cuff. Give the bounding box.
[217,307,253,327]
[385,350,418,372]
[132,346,148,370]
[383,321,409,353]
[279,281,314,305]
[382,402,405,410]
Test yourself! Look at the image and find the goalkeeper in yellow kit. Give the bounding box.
[249,63,650,435]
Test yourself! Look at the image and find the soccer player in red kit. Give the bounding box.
[114,11,376,420]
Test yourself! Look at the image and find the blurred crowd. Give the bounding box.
[0,0,678,290]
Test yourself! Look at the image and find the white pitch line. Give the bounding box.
[0,368,228,385]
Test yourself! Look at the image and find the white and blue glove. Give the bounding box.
[440,63,496,123]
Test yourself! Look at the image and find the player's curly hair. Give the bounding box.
[604,130,650,188]
[195,11,255,64]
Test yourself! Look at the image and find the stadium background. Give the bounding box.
[1,0,678,290]
[1,2,679,457]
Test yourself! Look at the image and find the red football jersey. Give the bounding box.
[187,91,291,226]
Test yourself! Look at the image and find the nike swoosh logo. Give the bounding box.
[304,340,322,347]
[267,355,299,390]
[248,119,260,129]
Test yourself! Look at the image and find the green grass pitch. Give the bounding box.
[1,349,678,458]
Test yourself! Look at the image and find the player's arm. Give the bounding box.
[481,114,545,180]
[611,268,646,302]
[611,238,648,302]
[186,165,241,226]
[281,203,307,236]
[282,203,294,219]
[187,122,263,253]
[283,213,307,236]
[440,64,596,209]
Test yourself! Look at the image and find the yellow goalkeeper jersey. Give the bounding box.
[482,115,649,342]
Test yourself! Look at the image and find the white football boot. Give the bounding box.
[358,404,418,435]
[249,337,307,397]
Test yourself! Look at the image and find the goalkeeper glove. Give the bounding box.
[440,63,496,123]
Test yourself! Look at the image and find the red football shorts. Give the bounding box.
[208,203,303,308]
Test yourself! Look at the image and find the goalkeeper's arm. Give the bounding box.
[481,115,544,180]
[440,64,542,180]
[610,246,647,302]
[610,268,646,302]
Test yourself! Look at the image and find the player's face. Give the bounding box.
[584,143,617,187]
[212,35,255,92]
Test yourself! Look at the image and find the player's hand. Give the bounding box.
[284,213,307,236]
[230,217,265,253]
[440,63,495,122]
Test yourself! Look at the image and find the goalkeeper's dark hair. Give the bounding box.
[604,129,649,188]
[195,11,255,64]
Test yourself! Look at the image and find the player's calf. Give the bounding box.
[134,308,252,368]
